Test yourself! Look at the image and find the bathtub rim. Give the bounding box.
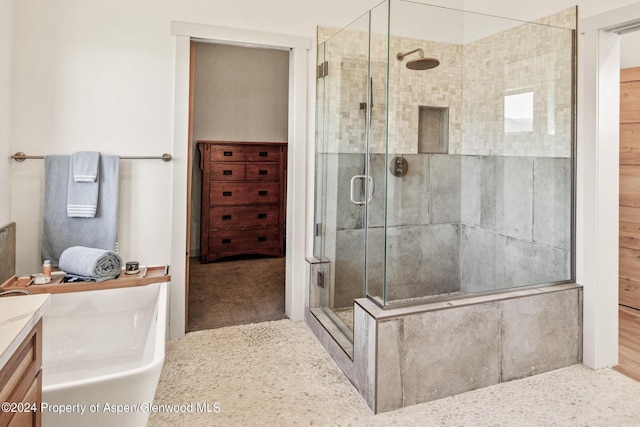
[42,281,168,393]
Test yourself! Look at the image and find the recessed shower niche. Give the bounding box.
[418,106,449,153]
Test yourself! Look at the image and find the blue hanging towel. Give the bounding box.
[42,154,120,265]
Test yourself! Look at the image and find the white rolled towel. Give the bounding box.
[58,246,122,282]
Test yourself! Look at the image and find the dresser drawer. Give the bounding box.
[246,163,280,181]
[210,205,279,229]
[209,227,280,253]
[208,163,279,182]
[210,182,280,205]
[209,144,246,162]
[245,145,281,162]
[209,163,246,181]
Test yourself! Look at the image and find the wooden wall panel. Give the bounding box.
[620,246,640,279]
[620,67,640,311]
[620,206,640,250]
[621,81,640,124]
[620,277,640,311]
[620,166,640,208]
[621,123,640,165]
[614,306,640,381]
[622,67,640,83]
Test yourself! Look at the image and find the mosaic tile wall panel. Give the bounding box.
[317,27,370,155]
[318,27,463,155]
[317,7,574,158]
[461,7,575,157]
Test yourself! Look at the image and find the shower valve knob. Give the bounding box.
[390,157,408,177]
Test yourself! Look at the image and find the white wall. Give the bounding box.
[9,0,389,275]
[621,31,640,68]
[463,0,635,21]
[6,0,634,344]
[192,44,289,143]
[0,0,12,228]
[8,0,348,274]
[10,0,177,274]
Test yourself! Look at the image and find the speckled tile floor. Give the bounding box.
[149,319,640,427]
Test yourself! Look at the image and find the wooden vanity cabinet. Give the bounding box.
[198,141,287,263]
[0,320,42,427]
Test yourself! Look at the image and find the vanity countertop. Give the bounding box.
[0,293,50,370]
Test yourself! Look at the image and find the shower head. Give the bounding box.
[396,48,440,70]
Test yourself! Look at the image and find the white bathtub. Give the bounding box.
[41,282,168,427]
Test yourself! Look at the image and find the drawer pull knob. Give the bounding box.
[257,236,267,242]
[222,215,232,220]
[259,170,268,175]
[258,190,268,196]
[223,151,233,157]
[223,170,233,175]
[257,213,267,219]
[259,151,268,157]
[222,238,232,244]
[223,191,232,197]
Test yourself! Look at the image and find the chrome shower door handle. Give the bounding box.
[350,174,373,206]
[350,175,366,205]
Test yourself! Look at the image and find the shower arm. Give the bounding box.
[396,48,424,61]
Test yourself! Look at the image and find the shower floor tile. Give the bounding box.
[332,307,354,331]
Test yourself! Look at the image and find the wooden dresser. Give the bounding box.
[198,141,287,262]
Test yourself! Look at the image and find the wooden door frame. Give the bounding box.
[170,22,311,338]
[185,42,195,329]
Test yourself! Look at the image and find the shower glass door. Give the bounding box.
[312,12,372,341]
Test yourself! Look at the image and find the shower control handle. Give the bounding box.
[350,174,373,206]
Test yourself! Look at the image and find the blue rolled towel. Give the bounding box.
[58,246,122,282]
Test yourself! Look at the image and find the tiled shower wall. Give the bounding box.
[318,7,574,157]
[317,28,463,155]
[332,154,571,306]
[459,156,571,293]
[461,8,574,157]
[384,37,463,154]
[319,7,575,306]
[332,154,462,307]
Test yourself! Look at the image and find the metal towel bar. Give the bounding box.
[11,152,172,162]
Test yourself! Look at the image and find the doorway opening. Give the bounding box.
[186,41,289,331]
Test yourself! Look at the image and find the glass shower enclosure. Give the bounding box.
[311,0,575,347]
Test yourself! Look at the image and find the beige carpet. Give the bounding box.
[187,256,286,331]
[150,319,640,426]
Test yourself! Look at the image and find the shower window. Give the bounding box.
[504,91,534,133]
